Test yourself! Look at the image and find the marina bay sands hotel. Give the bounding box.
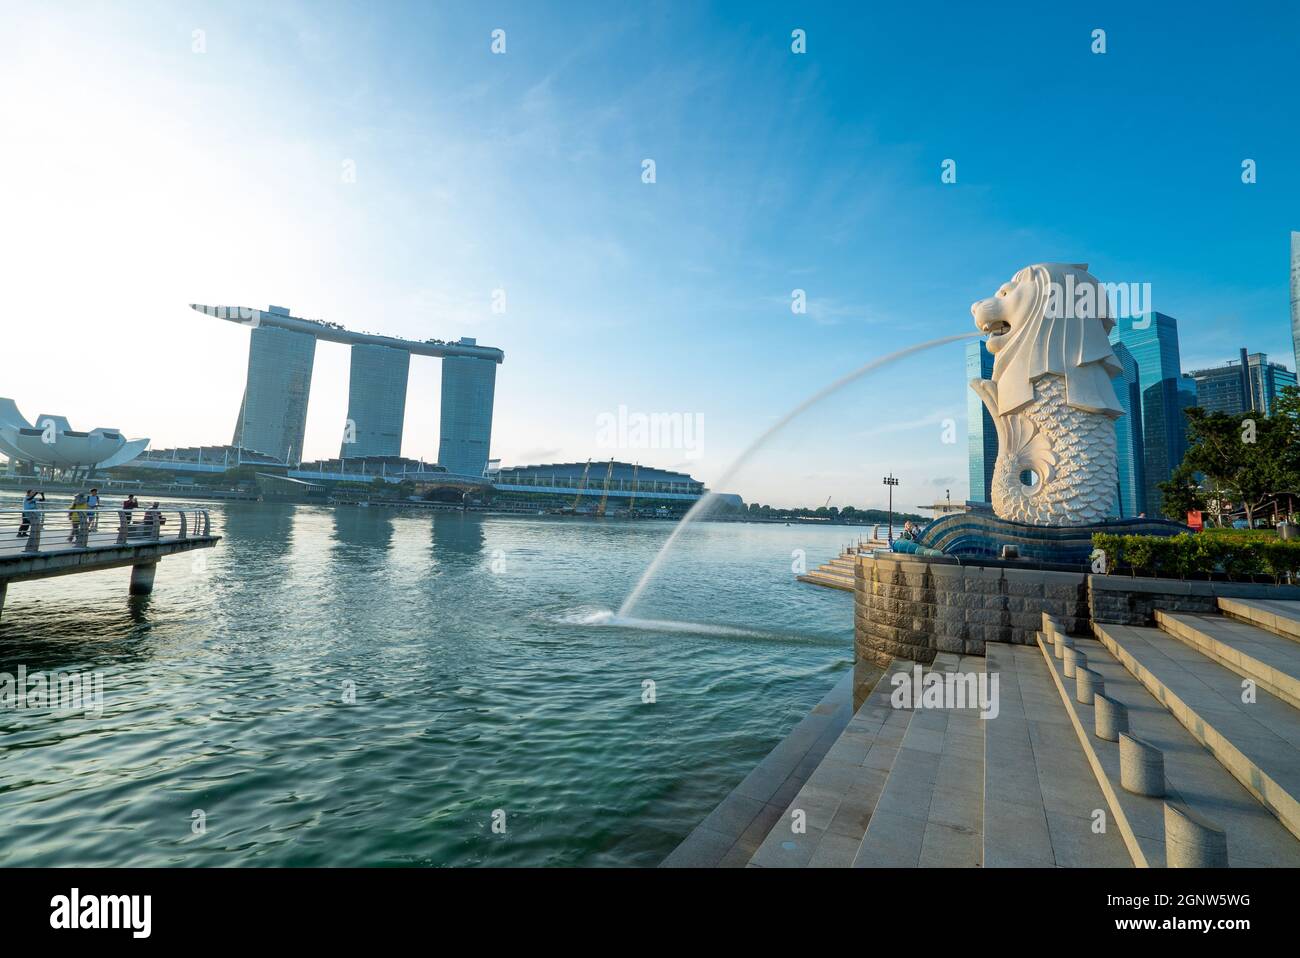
[191,304,504,477]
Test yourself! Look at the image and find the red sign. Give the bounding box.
[1187,510,1204,531]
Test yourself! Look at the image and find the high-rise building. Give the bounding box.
[1248,354,1297,414]
[341,344,410,458]
[195,304,504,473]
[438,340,498,478]
[1109,342,1145,518]
[965,340,996,503]
[1290,231,1300,375]
[1189,349,1298,416]
[232,313,317,464]
[1109,312,1188,517]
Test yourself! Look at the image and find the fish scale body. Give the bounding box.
[991,374,1118,526]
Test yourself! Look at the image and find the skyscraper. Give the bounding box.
[196,304,504,472]
[1291,231,1300,375]
[232,313,316,464]
[438,339,498,477]
[1110,342,1145,518]
[1109,312,1188,517]
[1189,349,1298,416]
[341,344,410,457]
[965,340,996,503]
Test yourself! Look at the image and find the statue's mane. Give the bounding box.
[990,263,1124,418]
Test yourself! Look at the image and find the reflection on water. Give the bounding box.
[0,499,854,866]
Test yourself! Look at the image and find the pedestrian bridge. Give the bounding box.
[0,507,220,620]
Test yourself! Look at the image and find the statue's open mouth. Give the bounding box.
[978,319,1011,339]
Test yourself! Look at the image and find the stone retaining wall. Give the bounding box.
[1088,575,1300,626]
[854,553,1088,667]
[854,551,1300,666]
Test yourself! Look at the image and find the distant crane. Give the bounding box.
[571,459,593,512]
[627,462,640,516]
[596,458,615,517]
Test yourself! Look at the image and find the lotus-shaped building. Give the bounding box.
[0,398,149,477]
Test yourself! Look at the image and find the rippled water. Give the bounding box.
[0,499,855,866]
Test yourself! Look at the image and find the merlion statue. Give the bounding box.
[969,263,1123,526]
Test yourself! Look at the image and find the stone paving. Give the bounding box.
[1096,621,1300,843]
[851,653,986,868]
[1218,597,1300,643]
[748,658,918,867]
[1051,628,1300,866]
[663,595,1300,869]
[982,642,1131,867]
[1156,610,1300,708]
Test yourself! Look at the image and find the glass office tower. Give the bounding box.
[1291,232,1300,375]
[1110,313,1188,518]
[232,319,316,464]
[1189,350,1297,416]
[438,339,497,477]
[341,344,411,457]
[966,340,996,503]
[1109,342,1145,518]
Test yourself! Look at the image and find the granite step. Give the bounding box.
[1096,621,1300,844]
[1218,597,1300,645]
[796,570,854,592]
[1049,626,1300,866]
[1156,610,1300,709]
[851,653,986,868]
[748,659,916,867]
[982,641,1131,867]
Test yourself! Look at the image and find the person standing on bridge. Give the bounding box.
[17,489,44,537]
[121,494,139,532]
[86,488,100,531]
[143,502,166,536]
[67,494,88,542]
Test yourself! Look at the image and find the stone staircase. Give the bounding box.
[702,598,1300,868]
[796,554,856,592]
[796,542,886,592]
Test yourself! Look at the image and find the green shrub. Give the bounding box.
[1091,532,1300,582]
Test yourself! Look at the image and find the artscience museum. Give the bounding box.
[0,398,149,479]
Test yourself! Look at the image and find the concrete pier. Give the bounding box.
[128,562,159,595]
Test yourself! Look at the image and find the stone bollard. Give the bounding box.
[1041,612,1063,636]
[1119,733,1165,797]
[1076,667,1104,705]
[1095,693,1129,741]
[1054,633,1075,660]
[1164,804,1228,867]
[1063,646,1086,679]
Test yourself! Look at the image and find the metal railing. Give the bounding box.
[0,506,212,555]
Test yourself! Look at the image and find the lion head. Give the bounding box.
[970,262,1124,418]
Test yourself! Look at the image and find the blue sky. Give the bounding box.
[2,1,1297,508]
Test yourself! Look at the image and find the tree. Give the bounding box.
[1157,460,1206,522]
[1176,406,1287,526]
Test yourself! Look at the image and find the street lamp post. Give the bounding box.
[883,474,899,543]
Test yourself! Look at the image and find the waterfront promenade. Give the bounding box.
[665,545,1300,868]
